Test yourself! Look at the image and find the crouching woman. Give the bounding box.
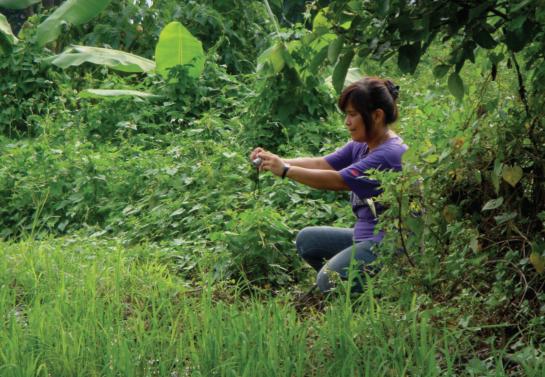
[250,77,408,292]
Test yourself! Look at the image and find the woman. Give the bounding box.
[250,77,408,292]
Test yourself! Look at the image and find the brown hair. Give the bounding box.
[338,77,399,136]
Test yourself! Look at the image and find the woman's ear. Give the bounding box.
[372,108,386,126]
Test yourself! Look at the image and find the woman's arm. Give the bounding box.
[285,166,348,190]
[258,151,349,191]
[250,148,334,170]
[282,157,334,170]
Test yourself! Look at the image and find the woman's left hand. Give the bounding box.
[257,151,287,177]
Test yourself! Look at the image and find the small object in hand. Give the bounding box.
[252,157,262,167]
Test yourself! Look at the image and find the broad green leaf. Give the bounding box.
[155,21,205,79]
[0,0,40,10]
[257,42,285,73]
[470,236,479,252]
[504,18,533,53]
[473,28,497,49]
[313,7,331,35]
[448,72,464,100]
[493,160,503,192]
[513,0,533,13]
[494,211,517,224]
[308,44,328,73]
[47,45,155,73]
[79,89,159,99]
[510,14,527,29]
[280,43,295,68]
[308,32,336,52]
[327,37,343,64]
[36,0,112,47]
[530,251,545,273]
[0,12,17,46]
[482,197,504,211]
[423,154,438,163]
[489,52,504,65]
[347,1,363,12]
[397,43,421,74]
[332,49,355,94]
[433,64,450,79]
[502,165,523,187]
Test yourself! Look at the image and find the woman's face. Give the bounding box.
[344,102,367,142]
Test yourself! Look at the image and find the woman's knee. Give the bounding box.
[316,268,334,293]
[295,227,318,258]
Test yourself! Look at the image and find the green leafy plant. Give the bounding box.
[35,0,111,47]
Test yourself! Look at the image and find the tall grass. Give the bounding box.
[0,238,542,376]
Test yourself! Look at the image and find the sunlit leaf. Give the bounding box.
[79,89,159,99]
[482,197,504,211]
[36,0,112,47]
[397,43,421,74]
[494,212,517,224]
[257,42,285,73]
[530,251,545,273]
[155,21,205,79]
[308,44,328,73]
[473,28,497,49]
[0,0,40,10]
[47,45,155,73]
[327,36,343,64]
[312,7,331,35]
[0,12,17,48]
[448,72,464,100]
[332,49,354,94]
[433,64,450,79]
[502,165,523,187]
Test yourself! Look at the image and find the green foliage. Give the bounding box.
[311,0,545,102]
[35,0,112,47]
[48,44,156,72]
[2,0,545,367]
[0,0,40,10]
[6,238,530,376]
[82,0,272,74]
[78,88,158,99]
[154,21,204,79]
[0,42,67,136]
[0,12,18,50]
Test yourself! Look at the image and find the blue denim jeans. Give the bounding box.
[296,226,379,293]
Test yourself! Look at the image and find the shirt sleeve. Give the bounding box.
[338,150,388,199]
[324,142,354,171]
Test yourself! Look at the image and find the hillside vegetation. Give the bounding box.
[0,0,544,375]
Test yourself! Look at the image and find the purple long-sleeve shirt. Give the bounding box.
[324,137,408,242]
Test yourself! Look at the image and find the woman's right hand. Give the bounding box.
[250,147,265,161]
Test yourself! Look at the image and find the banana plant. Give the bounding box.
[0,12,17,53]
[35,0,111,47]
[46,45,156,73]
[0,0,41,10]
[0,0,111,52]
[51,21,204,78]
[48,21,205,99]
